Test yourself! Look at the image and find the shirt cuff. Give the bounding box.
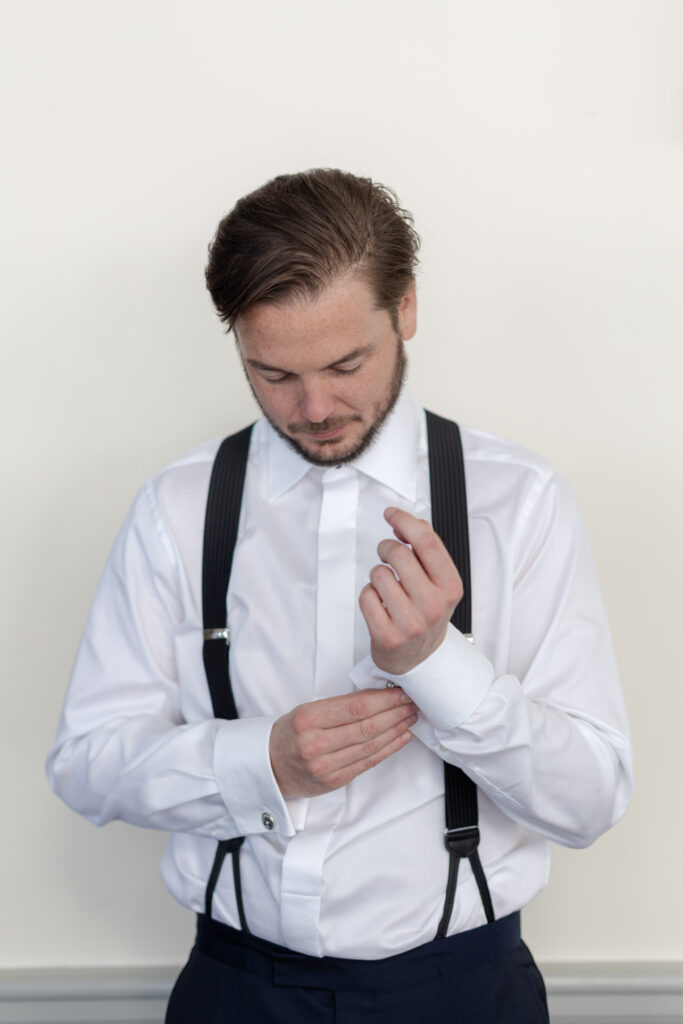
[213,716,295,838]
[350,625,494,730]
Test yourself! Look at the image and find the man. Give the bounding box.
[47,169,632,1023]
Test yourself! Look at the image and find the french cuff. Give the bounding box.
[213,716,295,838]
[350,625,494,730]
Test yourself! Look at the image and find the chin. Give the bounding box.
[289,427,378,467]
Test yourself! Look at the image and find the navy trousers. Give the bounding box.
[165,912,549,1023]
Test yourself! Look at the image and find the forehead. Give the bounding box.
[235,275,388,370]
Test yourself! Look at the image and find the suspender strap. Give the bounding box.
[202,425,253,930]
[426,410,495,937]
[426,411,472,635]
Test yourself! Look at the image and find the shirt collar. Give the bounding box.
[352,387,421,500]
[263,387,422,502]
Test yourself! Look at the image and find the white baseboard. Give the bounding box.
[543,962,683,1024]
[0,963,681,1023]
[0,967,177,1024]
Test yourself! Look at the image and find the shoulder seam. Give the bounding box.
[140,478,181,579]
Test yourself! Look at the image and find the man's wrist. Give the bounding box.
[214,716,296,837]
[361,626,494,730]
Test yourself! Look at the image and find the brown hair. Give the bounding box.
[205,168,420,331]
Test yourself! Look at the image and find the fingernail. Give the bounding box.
[384,507,397,519]
[401,692,411,703]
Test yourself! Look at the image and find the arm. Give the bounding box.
[46,479,294,838]
[359,482,633,849]
[47,480,417,835]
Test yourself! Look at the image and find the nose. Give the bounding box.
[298,378,334,424]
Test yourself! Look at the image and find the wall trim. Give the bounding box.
[544,962,683,1023]
[0,962,681,1023]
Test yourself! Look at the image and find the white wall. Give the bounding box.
[2,0,681,968]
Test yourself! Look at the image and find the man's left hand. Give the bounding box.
[359,508,463,675]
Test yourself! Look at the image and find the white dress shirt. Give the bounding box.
[46,389,632,959]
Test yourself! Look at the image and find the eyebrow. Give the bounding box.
[246,343,375,374]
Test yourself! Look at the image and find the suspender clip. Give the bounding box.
[203,627,230,644]
[444,825,480,858]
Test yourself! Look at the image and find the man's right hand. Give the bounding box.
[269,688,418,798]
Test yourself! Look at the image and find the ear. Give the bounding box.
[396,280,417,341]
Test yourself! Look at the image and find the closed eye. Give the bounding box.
[260,371,292,383]
[331,363,362,375]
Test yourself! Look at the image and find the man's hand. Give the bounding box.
[269,687,418,797]
[359,507,463,675]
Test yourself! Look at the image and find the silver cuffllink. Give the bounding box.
[463,633,474,644]
[203,628,230,643]
[262,812,275,830]
[384,681,396,688]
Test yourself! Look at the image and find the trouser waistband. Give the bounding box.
[195,912,521,991]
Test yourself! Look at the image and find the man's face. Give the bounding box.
[234,275,417,466]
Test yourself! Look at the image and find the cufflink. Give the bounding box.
[262,812,275,830]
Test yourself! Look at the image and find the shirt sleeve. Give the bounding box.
[351,471,633,849]
[45,479,295,839]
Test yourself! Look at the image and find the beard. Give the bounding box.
[245,337,407,467]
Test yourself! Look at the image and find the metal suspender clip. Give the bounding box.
[444,825,480,858]
[203,627,230,643]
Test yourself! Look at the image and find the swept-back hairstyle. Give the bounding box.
[205,168,420,331]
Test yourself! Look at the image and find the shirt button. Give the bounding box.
[262,812,275,830]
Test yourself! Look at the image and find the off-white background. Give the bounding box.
[2,0,681,970]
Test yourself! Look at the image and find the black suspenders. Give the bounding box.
[200,412,494,938]
[426,411,495,935]
[201,424,252,931]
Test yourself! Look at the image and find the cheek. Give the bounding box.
[250,378,288,419]
[263,392,291,423]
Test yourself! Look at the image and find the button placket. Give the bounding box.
[279,465,359,955]
[314,466,359,698]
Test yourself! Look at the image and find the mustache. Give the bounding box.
[288,416,361,435]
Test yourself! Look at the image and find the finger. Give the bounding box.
[376,538,431,603]
[367,563,415,628]
[297,686,411,731]
[317,700,419,758]
[359,581,392,630]
[382,506,421,545]
[314,718,416,787]
[385,508,462,592]
[360,580,413,647]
